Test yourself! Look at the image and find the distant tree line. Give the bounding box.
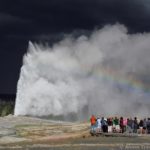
[0,94,15,116]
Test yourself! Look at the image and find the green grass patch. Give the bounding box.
[0,103,14,116]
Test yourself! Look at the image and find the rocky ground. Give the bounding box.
[0,115,150,150]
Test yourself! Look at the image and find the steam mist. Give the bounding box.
[15,24,150,120]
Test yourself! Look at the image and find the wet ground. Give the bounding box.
[0,115,150,150]
[1,135,150,150]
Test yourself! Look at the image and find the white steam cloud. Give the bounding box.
[15,24,150,120]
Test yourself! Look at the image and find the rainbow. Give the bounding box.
[89,66,150,94]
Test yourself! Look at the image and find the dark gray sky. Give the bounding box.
[0,0,150,94]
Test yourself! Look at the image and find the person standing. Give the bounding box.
[101,117,108,133]
[133,117,138,133]
[139,119,144,134]
[147,118,150,134]
[90,115,97,133]
[107,117,113,133]
[96,117,102,132]
[143,118,147,134]
[114,117,120,132]
[120,117,124,133]
[90,115,96,126]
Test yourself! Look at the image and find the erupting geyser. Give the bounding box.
[15,24,150,120]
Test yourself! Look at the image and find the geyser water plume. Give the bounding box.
[15,24,150,120]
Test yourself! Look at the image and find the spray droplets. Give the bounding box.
[15,24,150,120]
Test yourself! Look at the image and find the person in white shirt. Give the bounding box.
[96,117,102,132]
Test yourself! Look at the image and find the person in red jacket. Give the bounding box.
[90,114,97,134]
[90,114,96,126]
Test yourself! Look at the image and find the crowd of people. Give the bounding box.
[90,115,150,134]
